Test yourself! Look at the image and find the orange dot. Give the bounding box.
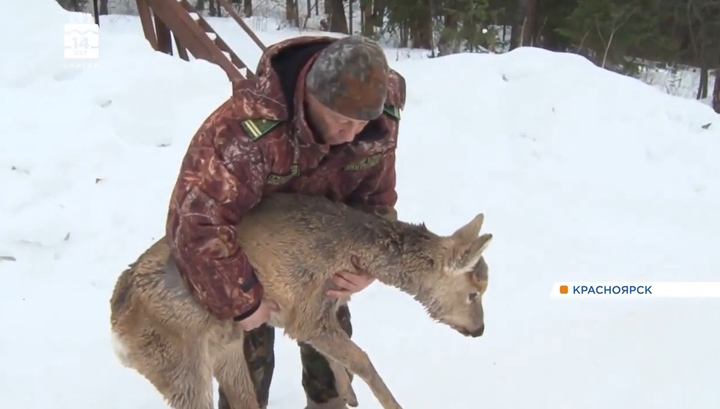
[559,285,568,294]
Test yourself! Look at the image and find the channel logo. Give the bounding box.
[551,282,720,298]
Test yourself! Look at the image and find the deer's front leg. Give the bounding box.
[306,334,403,409]
[326,353,358,407]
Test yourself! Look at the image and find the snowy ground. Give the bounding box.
[2,2,720,409]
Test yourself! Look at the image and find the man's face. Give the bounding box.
[306,92,370,145]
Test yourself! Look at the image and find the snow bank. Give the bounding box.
[1,2,232,264]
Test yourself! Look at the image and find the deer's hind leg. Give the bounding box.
[214,335,262,409]
[135,335,214,409]
[305,330,402,409]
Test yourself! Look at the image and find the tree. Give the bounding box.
[509,0,538,50]
[556,0,661,72]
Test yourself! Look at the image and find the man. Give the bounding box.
[165,34,406,409]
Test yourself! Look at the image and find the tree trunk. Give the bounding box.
[328,0,348,33]
[509,0,538,50]
[100,0,108,14]
[712,69,720,114]
[399,23,408,48]
[361,0,373,36]
[409,0,432,49]
[437,0,458,56]
[697,66,709,99]
[372,0,385,27]
[287,0,298,26]
[348,0,354,34]
[244,0,253,17]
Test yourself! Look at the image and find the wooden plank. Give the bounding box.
[189,13,251,71]
[174,33,190,61]
[215,0,267,51]
[146,0,216,62]
[177,0,254,78]
[136,0,158,50]
[153,12,173,55]
[146,0,244,80]
[214,36,255,79]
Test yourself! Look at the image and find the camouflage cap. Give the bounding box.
[305,35,390,120]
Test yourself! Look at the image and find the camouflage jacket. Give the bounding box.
[165,36,407,321]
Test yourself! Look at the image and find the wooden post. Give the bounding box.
[153,12,174,55]
[92,0,100,25]
[134,0,267,80]
[136,0,159,50]
[216,0,267,51]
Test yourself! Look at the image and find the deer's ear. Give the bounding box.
[446,233,493,276]
[448,213,485,246]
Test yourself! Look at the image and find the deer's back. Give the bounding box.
[236,193,380,333]
[111,194,381,342]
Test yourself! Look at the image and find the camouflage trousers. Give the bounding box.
[218,304,353,409]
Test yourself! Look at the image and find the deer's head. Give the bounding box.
[422,214,492,338]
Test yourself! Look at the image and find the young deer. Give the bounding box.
[109,193,492,409]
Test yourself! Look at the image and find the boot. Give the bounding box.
[304,396,349,409]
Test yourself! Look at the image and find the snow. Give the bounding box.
[2,3,720,409]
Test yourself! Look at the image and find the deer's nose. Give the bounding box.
[469,323,485,337]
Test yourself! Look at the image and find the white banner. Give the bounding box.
[551,282,720,298]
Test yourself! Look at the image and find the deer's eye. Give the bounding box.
[467,292,479,304]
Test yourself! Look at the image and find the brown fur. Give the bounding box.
[109,193,492,409]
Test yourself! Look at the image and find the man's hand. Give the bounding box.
[327,256,376,298]
[235,299,279,331]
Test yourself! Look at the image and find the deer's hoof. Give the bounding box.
[342,386,358,407]
[343,391,358,407]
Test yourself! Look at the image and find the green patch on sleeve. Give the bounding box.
[240,118,282,141]
[344,153,382,171]
[383,104,401,120]
[266,164,300,185]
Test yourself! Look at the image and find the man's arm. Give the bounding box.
[346,69,405,221]
[346,149,398,221]
[330,149,398,297]
[166,117,270,321]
